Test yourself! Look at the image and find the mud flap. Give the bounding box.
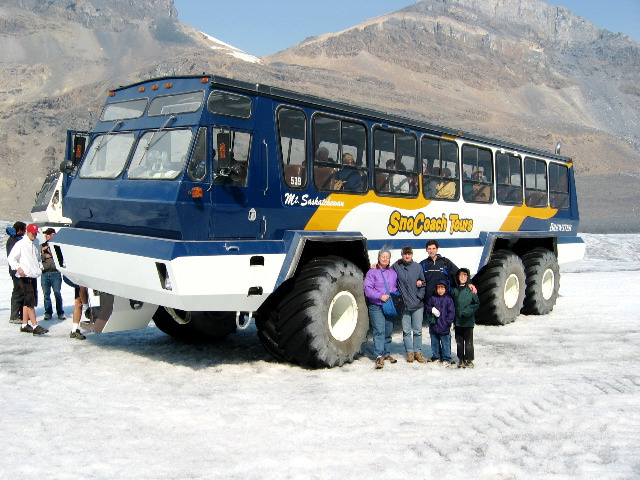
[93,293,158,333]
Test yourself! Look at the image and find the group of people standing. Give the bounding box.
[5,221,88,339]
[364,240,480,370]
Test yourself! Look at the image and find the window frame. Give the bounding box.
[495,152,523,206]
[207,90,253,119]
[548,162,570,210]
[461,144,494,203]
[126,127,193,181]
[421,135,460,201]
[78,132,136,179]
[277,106,308,190]
[524,156,548,208]
[372,127,419,197]
[311,113,368,194]
[148,90,205,117]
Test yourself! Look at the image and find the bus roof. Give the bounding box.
[109,75,573,163]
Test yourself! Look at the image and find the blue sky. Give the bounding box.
[174,0,640,57]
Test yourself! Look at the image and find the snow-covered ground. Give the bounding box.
[1,228,638,480]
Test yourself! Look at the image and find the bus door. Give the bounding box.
[208,126,264,239]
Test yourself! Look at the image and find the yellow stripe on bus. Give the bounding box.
[304,192,430,231]
[499,205,558,231]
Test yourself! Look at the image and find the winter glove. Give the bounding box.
[431,307,440,318]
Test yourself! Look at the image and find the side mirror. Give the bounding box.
[60,160,75,174]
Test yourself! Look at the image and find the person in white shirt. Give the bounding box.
[7,223,48,335]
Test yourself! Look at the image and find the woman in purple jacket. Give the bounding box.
[364,249,399,369]
[425,280,456,364]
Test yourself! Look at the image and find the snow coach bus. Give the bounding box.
[47,75,585,368]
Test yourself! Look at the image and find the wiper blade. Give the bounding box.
[88,120,123,165]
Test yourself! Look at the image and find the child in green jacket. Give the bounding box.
[450,268,480,368]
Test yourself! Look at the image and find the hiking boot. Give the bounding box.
[43,313,52,320]
[414,352,426,363]
[466,361,474,369]
[375,356,384,369]
[407,352,414,363]
[383,355,397,364]
[58,314,66,320]
[20,324,34,333]
[457,361,465,368]
[32,325,48,335]
[70,329,86,340]
[427,358,438,363]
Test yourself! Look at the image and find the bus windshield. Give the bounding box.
[127,128,193,180]
[79,133,136,179]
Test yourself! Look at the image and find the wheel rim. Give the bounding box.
[503,273,521,309]
[328,291,358,341]
[541,268,555,300]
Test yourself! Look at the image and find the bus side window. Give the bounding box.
[277,107,307,189]
[313,115,367,193]
[421,136,459,201]
[462,144,493,203]
[496,152,523,205]
[549,162,569,209]
[524,157,548,207]
[374,128,418,197]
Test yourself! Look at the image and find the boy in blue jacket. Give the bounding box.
[451,268,480,368]
[425,280,456,365]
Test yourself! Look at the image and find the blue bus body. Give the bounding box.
[48,75,584,367]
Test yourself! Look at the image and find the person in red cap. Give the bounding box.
[7,223,48,335]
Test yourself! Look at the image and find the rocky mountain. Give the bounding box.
[0,0,638,231]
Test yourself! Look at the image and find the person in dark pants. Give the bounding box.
[393,246,426,363]
[8,224,48,335]
[425,280,455,365]
[6,221,26,324]
[40,228,66,320]
[451,268,480,368]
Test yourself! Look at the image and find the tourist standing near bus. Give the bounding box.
[6,221,26,324]
[451,268,480,368]
[364,249,399,369]
[393,246,426,363]
[41,228,66,320]
[7,224,48,335]
[425,280,455,364]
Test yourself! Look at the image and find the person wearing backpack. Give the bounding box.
[364,248,399,369]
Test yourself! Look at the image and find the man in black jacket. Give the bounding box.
[41,228,66,320]
[6,222,26,324]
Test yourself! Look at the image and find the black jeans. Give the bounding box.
[455,326,474,362]
[10,275,25,320]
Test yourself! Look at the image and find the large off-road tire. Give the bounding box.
[475,250,525,325]
[255,283,291,362]
[521,248,560,315]
[153,307,236,342]
[255,256,369,368]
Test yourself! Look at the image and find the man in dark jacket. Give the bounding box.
[419,239,477,297]
[41,228,66,320]
[393,246,426,362]
[6,221,26,324]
